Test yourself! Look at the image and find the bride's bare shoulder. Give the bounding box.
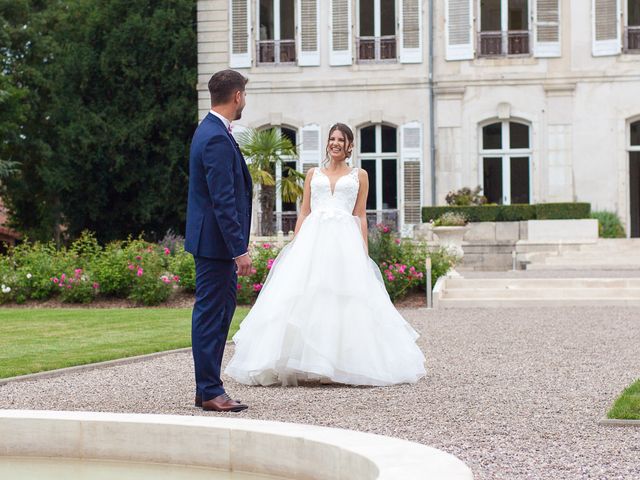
[357,167,368,181]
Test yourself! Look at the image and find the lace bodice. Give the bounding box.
[310,167,360,214]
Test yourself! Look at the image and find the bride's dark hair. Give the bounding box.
[325,123,354,163]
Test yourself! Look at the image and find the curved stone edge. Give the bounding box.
[0,410,473,480]
[599,418,640,427]
[0,348,192,386]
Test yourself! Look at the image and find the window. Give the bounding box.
[630,120,640,237]
[258,0,296,64]
[357,0,397,62]
[479,0,530,56]
[480,121,531,205]
[626,0,640,51]
[359,124,399,229]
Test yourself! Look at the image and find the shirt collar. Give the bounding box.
[210,110,231,131]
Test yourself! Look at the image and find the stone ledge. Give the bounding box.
[0,410,473,480]
[599,418,640,427]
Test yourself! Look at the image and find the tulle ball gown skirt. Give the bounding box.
[225,208,426,387]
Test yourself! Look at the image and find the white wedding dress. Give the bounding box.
[225,167,426,387]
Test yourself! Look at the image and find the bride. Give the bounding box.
[225,123,426,387]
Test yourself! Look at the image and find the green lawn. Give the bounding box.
[608,379,640,420]
[0,307,249,379]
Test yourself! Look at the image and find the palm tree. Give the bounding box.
[238,128,305,235]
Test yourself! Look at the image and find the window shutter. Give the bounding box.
[592,0,621,56]
[401,122,423,227]
[534,0,561,57]
[445,0,474,60]
[300,124,323,171]
[329,0,353,65]
[229,0,251,68]
[399,0,423,63]
[297,0,320,66]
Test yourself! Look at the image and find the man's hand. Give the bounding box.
[235,254,253,277]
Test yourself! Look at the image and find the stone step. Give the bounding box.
[436,297,640,308]
[442,287,640,299]
[526,263,640,270]
[542,256,640,265]
[445,278,640,289]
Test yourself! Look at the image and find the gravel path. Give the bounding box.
[1,306,639,479]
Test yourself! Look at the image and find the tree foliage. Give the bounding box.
[0,0,197,243]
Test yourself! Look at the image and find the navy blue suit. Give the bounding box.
[185,112,252,400]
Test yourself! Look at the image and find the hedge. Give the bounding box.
[422,203,591,223]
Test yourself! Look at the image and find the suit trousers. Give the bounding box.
[192,256,237,400]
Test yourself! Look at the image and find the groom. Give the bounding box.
[184,69,253,412]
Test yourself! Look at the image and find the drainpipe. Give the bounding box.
[428,0,436,206]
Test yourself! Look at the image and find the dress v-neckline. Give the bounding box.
[318,167,355,196]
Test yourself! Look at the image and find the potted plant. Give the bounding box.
[432,212,469,258]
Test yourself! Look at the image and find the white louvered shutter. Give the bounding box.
[300,124,322,172]
[445,0,474,61]
[329,0,353,65]
[297,0,320,66]
[534,0,561,57]
[399,0,423,63]
[229,0,251,68]
[592,0,621,56]
[400,122,423,228]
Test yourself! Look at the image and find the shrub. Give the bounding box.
[445,186,487,206]
[433,211,467,227]
[126,239,178,306]
[422,203,589,223]
[236,242,280,305]
[91,242,134,297]
[51,268,99,303]
[168,244,196,292]
[535,202,590,220]
[591,211,626,238]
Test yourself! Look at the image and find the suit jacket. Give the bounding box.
[185,113,253,259]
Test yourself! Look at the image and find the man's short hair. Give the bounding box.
[208,70,249,106]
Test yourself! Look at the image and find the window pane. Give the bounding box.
[381,0,396,36]
[361,159,377,209]
[510,157,530,204]
[631,152,640,237]
[259,0,274,39]
[282,160,298,212]
[280,0,295,39]
[361,126,376,153]
[382,159,398,209]
[631,121,640,146]
[359,0,375,36]
[483,123,502,150]
[483,157,503,204]
[281,127,297,150]
[508,0,528,30]
[381,125,397,152]
[510,122,529,149]
[480,0,501,31]
[629,0,640,26]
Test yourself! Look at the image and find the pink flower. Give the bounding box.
[253,283,263,292]
[128,264,135,270]
[136,255,142,260]
[398,265,407,274]
[173,275,180,282]
[137,268,143,277]
[417,272,424,278]
[262,243,271,249]
[250,268,257,274]
[164,248,170,256]
[66,285,72,289]
[60,273,66,281]
[395,239,401,244]
[266,258,275,270]
[92,282,99,289]
[386,274,395,281]
[161,275,170,284]
[74,268,83,276]
[237,283,242,290]
[52,277,59,284]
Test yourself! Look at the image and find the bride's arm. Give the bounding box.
[293,167,315,236]
[353,169,370,254]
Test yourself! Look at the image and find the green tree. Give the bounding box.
[239,128,304,235]
[1,0,197,243]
